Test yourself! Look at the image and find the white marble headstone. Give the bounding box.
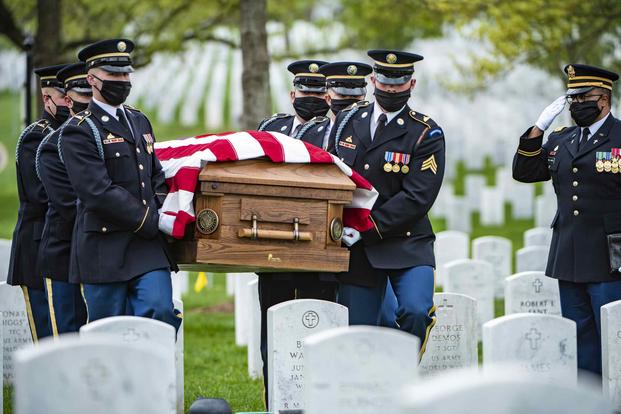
[446,196,471,234]
[524,227,553,248]
[234,273,258,346]
[0,282,33,384]
[516,246,549,273]
[171,271,189,301]
[444,259,495,334]
[226,273,235,296]
[305,326,420,414]
[508,182,535,219]
[465,174,486,212]
[419,293,478,376]
[535,194,557,228]
[80,316,177,412]
[0,239,11,282]
[504,272,561,316]
[472,236,512,299]
[400,367,613,413]
[480,187,505,226]
[602,299,621,412]
[247,278,262,379]
[173,298,185,414]
[14,336,175,414]
[268,299,348,412]
[483,314,577,385]
[435,230,469,287]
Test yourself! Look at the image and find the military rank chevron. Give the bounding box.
[421,154,438,174]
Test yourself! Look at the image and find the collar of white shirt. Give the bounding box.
[92,96,124,121]
[370,101,406,138]
[583,112,610,139]
[291,116,304,136]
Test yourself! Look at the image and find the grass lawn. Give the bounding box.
[0,91,535,413]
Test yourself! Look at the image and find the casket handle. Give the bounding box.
[238,214,313,241]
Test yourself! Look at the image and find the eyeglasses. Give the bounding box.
[566,94,604,104]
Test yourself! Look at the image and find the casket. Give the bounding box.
[170,159,355,272]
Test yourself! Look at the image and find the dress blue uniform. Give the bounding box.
[59,39,180,332]
[8,64,70,341]
[36,63,91,335]
[327,50,445,357]
[256,59,337,404]
[513,63,621,375]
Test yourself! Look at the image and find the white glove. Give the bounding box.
[535,95,567,131]
[158,211,174,236]
[342,227,361,247]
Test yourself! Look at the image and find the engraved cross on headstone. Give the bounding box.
[525,328,542,350]
[437,298,454,310]
[122,328,140,342]
[532,278,543,293]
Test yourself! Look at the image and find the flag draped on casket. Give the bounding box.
[154,131,379,239]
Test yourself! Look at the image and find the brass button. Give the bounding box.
[115,152,120,157]
[141,182,145,188]
[143,199,147,205]
[573,210,579,216]
[572,167,578,173]
[406,231,411,237]
[572,195,578,201]
[102,227,107,232]
[139,164,144,170]
[136,148,141,154]
[364,164,370,170]
[572,181,578,187]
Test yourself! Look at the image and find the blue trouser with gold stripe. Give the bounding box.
[21,286,52,341]
[559,279,621,375]
[44,279,87,335]
[379,279,399,328]
[81,268,182,333]
[338,265,436,356]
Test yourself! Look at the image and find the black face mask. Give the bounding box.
[374,88,411,113]
[71,99,90,114]
[45,96,70,123]
[330,98,359,115]
[293,96,330,121]
[93,75,132,106]
[570,100,602,127]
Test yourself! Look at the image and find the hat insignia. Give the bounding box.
[386,53,397,64]
[309,63,319,73]
[117,41,127,52]
[567,65,576,79]
[347,65,358,75]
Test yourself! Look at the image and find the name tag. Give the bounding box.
[103,137,125,144]
[339,141,356,150]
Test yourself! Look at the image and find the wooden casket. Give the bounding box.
[170,159,356,273]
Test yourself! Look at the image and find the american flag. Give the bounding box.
[154,131,378,239]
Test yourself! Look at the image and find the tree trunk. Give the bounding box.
[33,0,62,117]
[239,0,271,130]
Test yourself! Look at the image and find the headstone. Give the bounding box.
[435,231,469,287]
[173,298,185,414]
[480,187,505,226]
[247,278,262,379]
[430,183,454,219]
[516,246,549,273]
[226,273,235,296]
[268,299,348,412]
[472,236,512,299]
[504,272,561,316]
[535,194,557,228]
[446,196,471,234]
[419,293,478,376]
[235,273,258,346]
[483,314,577,384]
[305,326,419,414]
[464,174,486,212]
[444,259,495,334]
[524,227,553,248]
[80,316,177,411]
[0,282,33,384]
[400,367,613,413]
[602,300,621,411]
[0,239,11,282]
[508,182,535,219]
[14,336,175,414]
[172,271,190,301]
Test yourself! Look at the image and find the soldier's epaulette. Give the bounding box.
[35,119,50,132]
[409,111,437,128]
[272,112,292,119]
[551,126,567,133]
[258,113,293,131]
[76,110,92,126]
[123,104,141,112]
[343,100,370,113]
[307,115,329,125]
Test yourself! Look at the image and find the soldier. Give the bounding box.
[8,64,72,341]
[513,64,621,375]
[58,39,180,331]
[256,59,335,404]
[328,50,445,358]
[36,62,91,335]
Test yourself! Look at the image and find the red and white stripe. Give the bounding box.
[155,131,378,239]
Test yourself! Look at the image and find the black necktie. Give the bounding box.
[293,123,302,138]
[374,113,387,141]
[578,128,589,152]
[117,108,133,139]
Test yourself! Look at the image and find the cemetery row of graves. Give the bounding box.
[2,215,621,413]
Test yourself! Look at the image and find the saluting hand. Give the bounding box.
[535,95,567,131]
